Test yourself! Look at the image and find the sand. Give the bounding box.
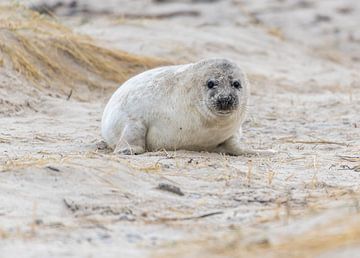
[0,0,359,257]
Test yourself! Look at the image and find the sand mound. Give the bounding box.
[0,5,166,99]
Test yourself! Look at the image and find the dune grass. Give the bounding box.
[0,4,166,98]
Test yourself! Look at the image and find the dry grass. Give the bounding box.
[0,154,73,172]
[0,4,167,98]
[252,217,360,258]
[156,213,360,258]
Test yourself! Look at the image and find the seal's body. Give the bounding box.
[102,58,274,155]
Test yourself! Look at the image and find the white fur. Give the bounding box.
[101,58,275,155]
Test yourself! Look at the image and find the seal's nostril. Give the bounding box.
[217,96,234,110]
[226,96,233,104]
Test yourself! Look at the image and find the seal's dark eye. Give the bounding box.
[232,81,242,89]
[207,80,215,89]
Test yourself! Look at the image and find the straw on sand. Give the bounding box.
[0,4,167,98]
[156,213,360,258]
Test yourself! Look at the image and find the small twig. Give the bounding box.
[338,155,360,162]
[158,211,223,221]
[284,139,349,146]
[117,10,200,20]
[66,89,73,101]
[46,166,60,172]
[338,165,352,170]
[353,165,360,172]
[156,183,184,196]
[63,199,80,213]
[337,165,360,172]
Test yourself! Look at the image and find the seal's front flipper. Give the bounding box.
[214,135,277,156]
[114,122,146,155]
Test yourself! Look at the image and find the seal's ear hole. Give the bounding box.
[232,81,242,89]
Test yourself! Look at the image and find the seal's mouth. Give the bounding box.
[204,94,239,117]
[215,109,233,116]
[206,102,238,117]
[213,101,239,116]
[216,95,237,110]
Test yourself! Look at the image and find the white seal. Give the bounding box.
[101,58,275,155]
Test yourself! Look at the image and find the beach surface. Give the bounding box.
[1,0,359,257]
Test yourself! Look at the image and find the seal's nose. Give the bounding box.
[216,95,235,111]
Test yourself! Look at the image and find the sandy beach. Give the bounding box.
[0,0,359,257]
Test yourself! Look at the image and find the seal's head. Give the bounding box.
[192,58,249,118]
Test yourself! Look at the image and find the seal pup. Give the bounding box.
[101,58,275,155]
